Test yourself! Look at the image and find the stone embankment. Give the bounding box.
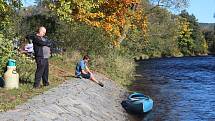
[0,73,130,121]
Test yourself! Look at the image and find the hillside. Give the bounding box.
[199,23,215,31]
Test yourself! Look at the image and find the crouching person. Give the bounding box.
[75,55,104,87]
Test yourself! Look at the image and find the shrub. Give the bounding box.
[90,53,135,86]
[0,34,14,75]
[13,54,35,84]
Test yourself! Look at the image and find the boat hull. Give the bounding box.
[121,93,153,114]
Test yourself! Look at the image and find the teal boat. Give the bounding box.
[121,92,153,114]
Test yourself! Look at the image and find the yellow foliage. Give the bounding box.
[179,18,192,38]
[135,14,142,21]
[141,16,148,34]
[50,0,148,47]
[90,21,101,27]
[106,15,117,23]
[113,40,120,47]
[119,17,126,26]
[87,12,104,19]
[113,29,121,37]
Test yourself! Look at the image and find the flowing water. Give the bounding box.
[129,56,215,121]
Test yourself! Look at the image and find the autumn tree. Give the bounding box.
[47,0,189,49]
[49,0,148,47]
[179,10,208,55]
[177,17,194,55]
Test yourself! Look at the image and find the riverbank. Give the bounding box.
[134,53,209,61]
[0,73,131,121]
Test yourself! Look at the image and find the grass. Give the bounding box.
[0,55,75,112]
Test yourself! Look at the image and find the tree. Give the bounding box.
[145,7,182,57]
[150,0,189,10]
[179,10,208,55]
[204,31,215,52]
[177,17,194,55]
[213,13,215,47]
[0,0,21,74]
[49,0,189,47]
[49,0,148,47]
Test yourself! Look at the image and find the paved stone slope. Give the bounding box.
[0,74,129,121]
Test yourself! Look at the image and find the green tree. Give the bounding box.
[0,0,21,75]
[204,31,215,52]
[177,18,194,55]
[179,10,208,55]
[122,5,183,58]
[145,7,182,57]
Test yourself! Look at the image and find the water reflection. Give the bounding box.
[129,56,215,121]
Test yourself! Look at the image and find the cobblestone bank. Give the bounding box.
[0,74,130,121]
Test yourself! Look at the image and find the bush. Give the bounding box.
[13,54,35,84]
[90,53,135,86]
[0,34,14,75]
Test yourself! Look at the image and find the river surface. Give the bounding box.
[129,56,215,121]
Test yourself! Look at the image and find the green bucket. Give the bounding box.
[7,59,16,66]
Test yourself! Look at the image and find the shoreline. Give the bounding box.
[134,53,210,61]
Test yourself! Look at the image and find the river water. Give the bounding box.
[129,56,215,121]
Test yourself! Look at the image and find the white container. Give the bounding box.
[4,66,19,89]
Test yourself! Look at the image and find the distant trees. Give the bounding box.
[178,10,208,55]
[204,30,215,52]
[199,13,215,53]
[214,13,215,33]
[142,7,182,57]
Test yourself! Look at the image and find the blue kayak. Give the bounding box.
[121,92,153,114]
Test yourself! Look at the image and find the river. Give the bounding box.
[129,56,215,121]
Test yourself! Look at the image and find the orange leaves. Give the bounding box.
[50,0,148,47]
[121,0,140,5]
[105,15,117,23]
[141,16,148,33]
[119,17,126,26]
[134,10,143,22]
[103,23,113,31]
[90,21,101,27]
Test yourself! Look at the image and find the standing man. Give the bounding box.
[75,55,104,87]
[28,26,51,88]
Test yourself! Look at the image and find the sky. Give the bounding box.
[186,0,215,23]
[22,0,215,23]
[22,0,35,7]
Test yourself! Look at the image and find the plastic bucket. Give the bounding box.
[8,59,16,66]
